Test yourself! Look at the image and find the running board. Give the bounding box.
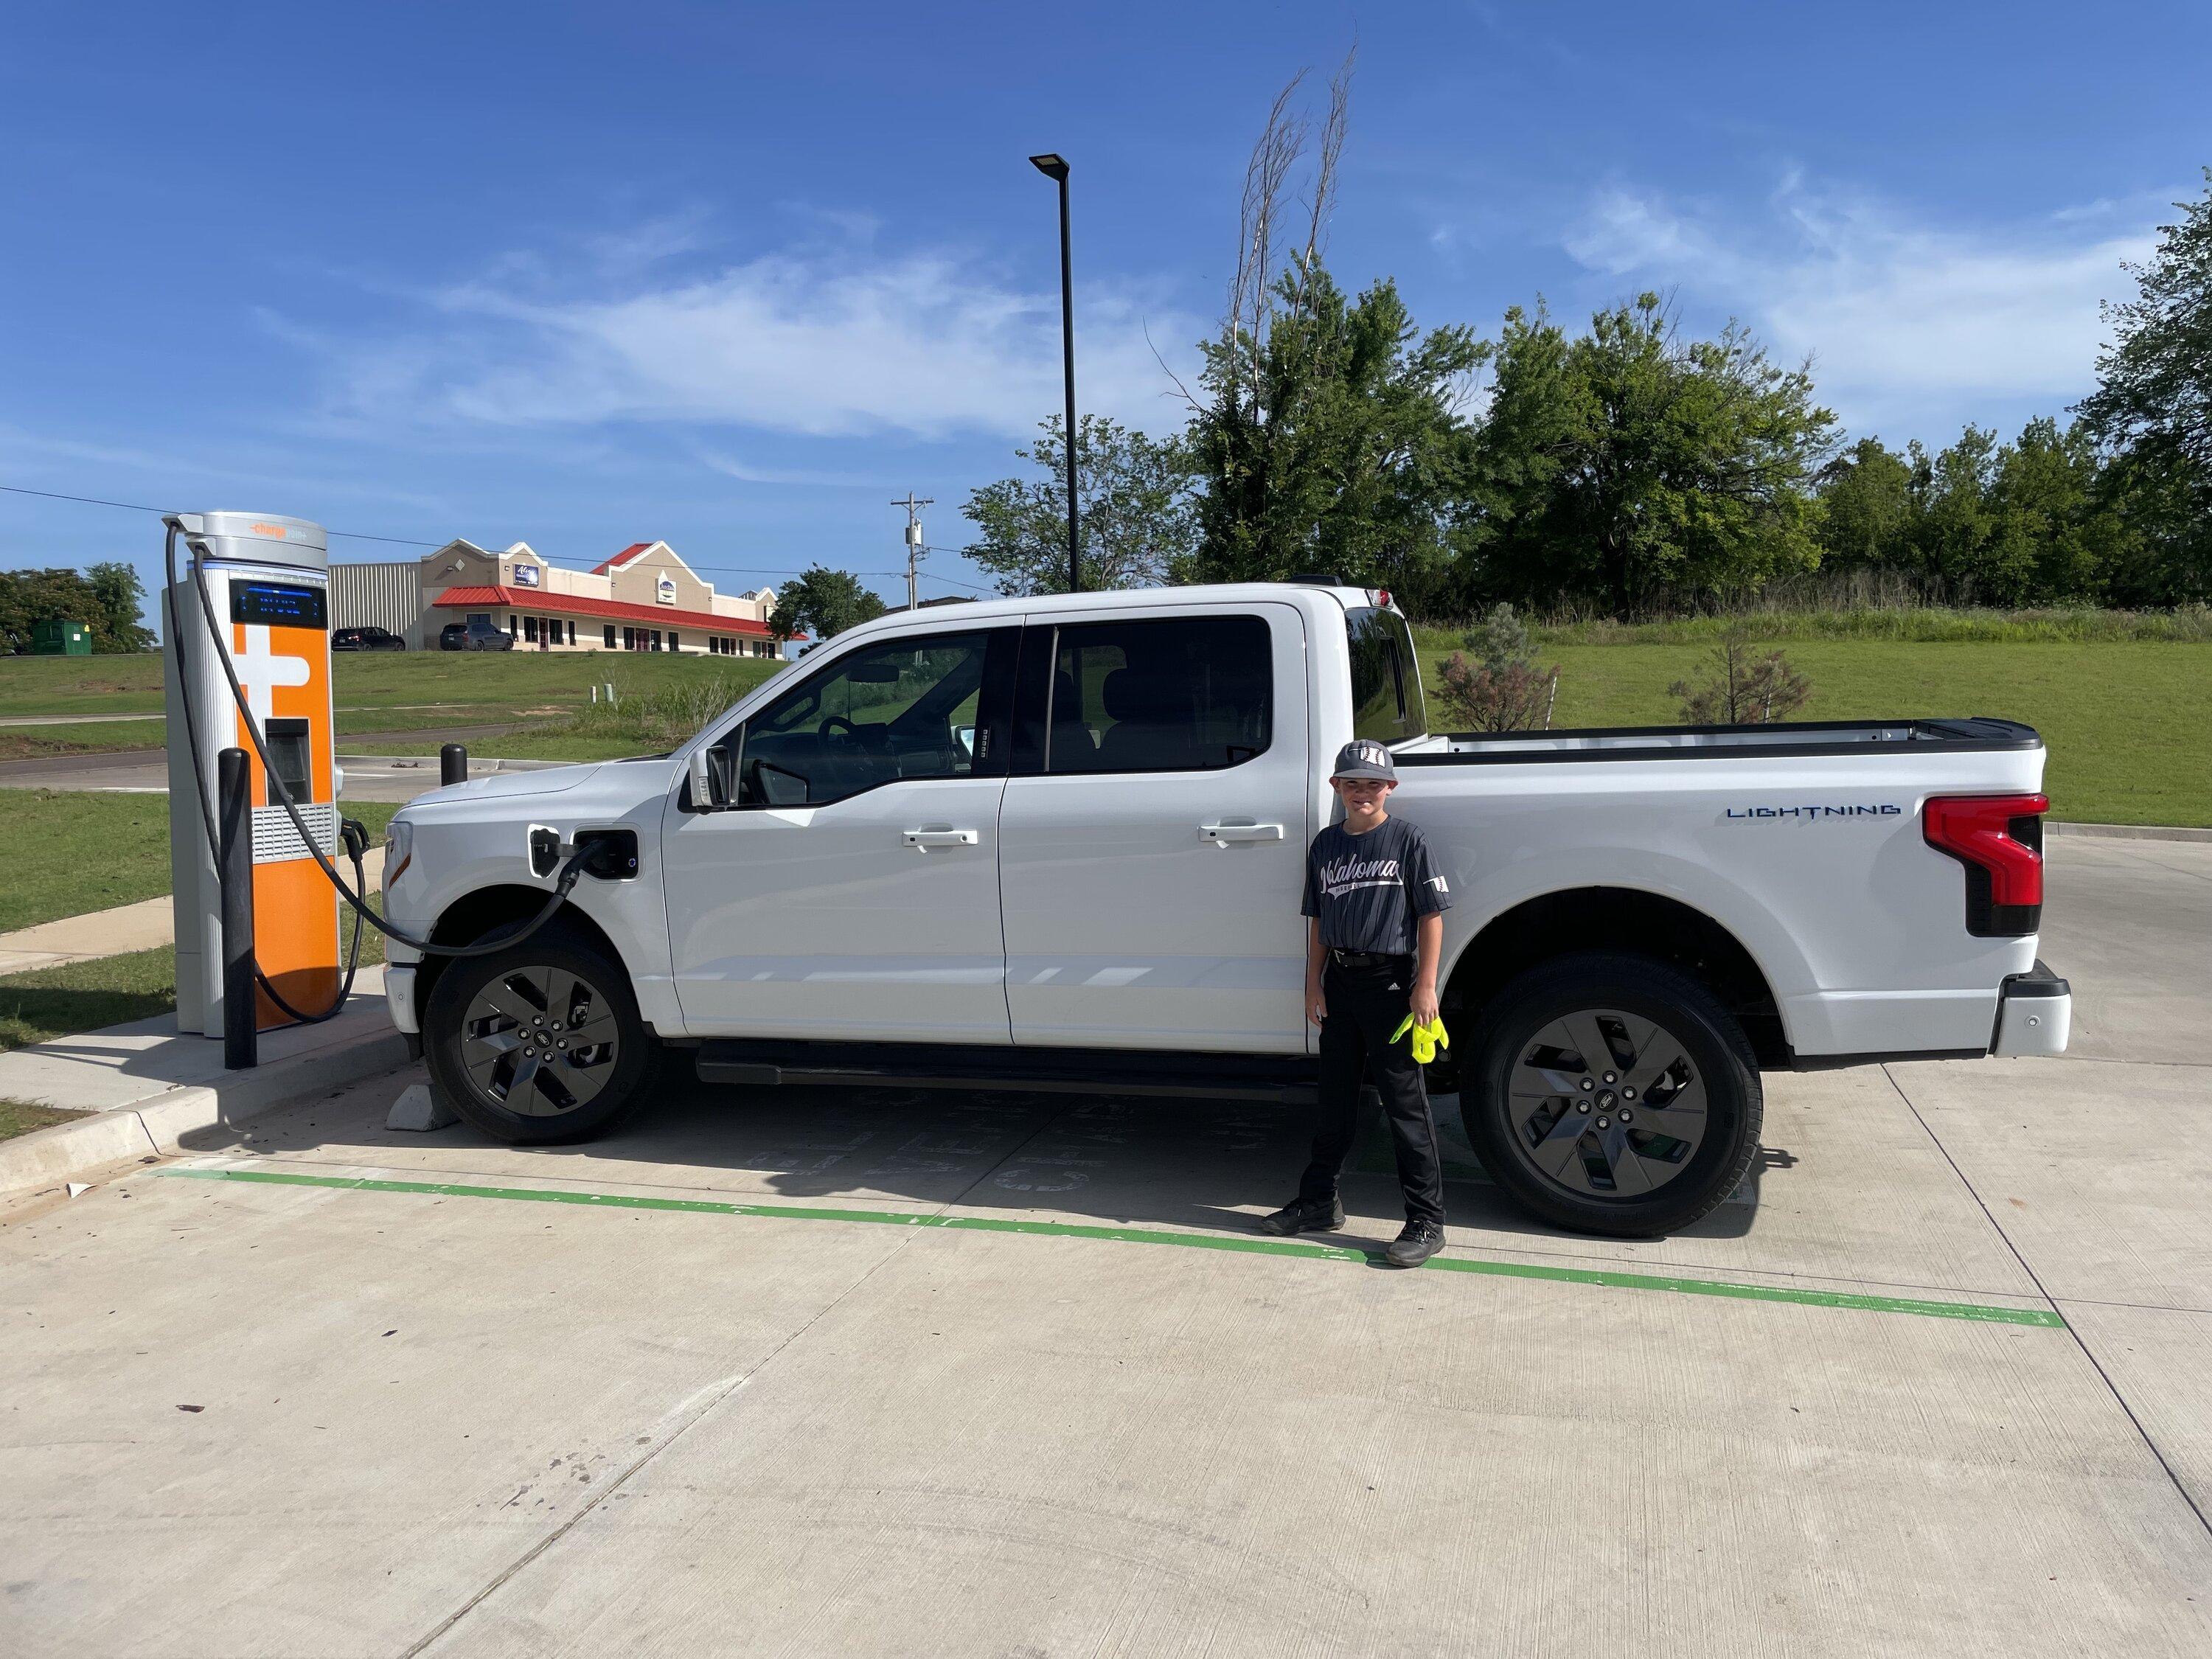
[694,1039,1320,1104]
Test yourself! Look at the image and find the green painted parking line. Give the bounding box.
[157,1166,2066,1329]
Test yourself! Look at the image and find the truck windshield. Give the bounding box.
[1346,607,1428,745]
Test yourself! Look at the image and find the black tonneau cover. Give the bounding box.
[1398,717,2041,767]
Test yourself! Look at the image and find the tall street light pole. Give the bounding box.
[1029,152,1079,594]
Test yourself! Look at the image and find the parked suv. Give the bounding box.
[439,618,515,652]
[333,625,406,652]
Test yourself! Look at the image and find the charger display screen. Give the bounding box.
[229,581,328,630]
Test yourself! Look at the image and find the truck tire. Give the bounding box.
[1463,951,1761,1238]
[423,922,658,1145]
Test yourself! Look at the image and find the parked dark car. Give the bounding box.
[439,619,515,652]
[333,625,406,652]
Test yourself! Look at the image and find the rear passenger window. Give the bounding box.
[1046,616,1272,774]
[1346,606,1428,743]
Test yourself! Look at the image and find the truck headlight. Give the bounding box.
[384,817,414,886]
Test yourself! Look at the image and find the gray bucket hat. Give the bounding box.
[1329,739,1398,783]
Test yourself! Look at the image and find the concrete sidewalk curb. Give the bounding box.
[2046,821,2211,844]
[0,1027,415,1201]
[0,1109,159,1198]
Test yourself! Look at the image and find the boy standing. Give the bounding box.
[1259,739,1452,1267]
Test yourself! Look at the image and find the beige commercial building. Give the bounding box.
[331,539,790,655]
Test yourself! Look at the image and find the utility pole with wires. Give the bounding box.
[891,492,933,610]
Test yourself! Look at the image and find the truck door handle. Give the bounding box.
[903,828,979,849]
[1199,823,1284,844]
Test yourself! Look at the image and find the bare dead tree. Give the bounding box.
[1222,72,1307,417]
[1293,49,1354,313]
[1214,50,1357,421]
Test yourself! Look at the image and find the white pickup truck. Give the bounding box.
[379,581,2071,1236]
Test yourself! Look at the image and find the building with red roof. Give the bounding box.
[410,538,797,655]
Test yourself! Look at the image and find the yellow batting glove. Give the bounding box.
[1391,1016,1450,1065]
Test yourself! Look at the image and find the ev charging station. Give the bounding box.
[164,512,344,1040]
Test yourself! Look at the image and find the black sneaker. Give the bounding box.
[1384,1220,1444,1268]
[1256,1195,1345,1237]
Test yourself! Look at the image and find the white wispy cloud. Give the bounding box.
[1561,175,2155,428]
[309,234,1202,443]
[690,448,890,488]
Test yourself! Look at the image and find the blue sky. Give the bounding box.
[4,1,2207,618]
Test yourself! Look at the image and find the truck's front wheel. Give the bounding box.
[423,923,657,1144]
[1464,952,1761,1238]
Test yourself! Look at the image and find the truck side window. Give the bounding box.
[728,630,1005,806]
[1346,606,1429,743]
[1045,616,1271,775]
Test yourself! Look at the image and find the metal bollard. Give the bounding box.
[440,743,468,787]
[217,746,257,1069]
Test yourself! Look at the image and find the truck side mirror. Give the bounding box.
[688,746,717,810]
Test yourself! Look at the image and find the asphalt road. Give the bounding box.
[3,840,2208,1656]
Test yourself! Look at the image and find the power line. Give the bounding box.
[2,478,1000,590]
[0,481,442,546]
[684,561,994,594]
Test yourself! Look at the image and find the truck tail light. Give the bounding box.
[1923,793,2048,936]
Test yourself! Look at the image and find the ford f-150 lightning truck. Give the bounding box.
[377,582,2071,1236]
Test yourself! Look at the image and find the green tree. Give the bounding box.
[1913,425,2000,597]
[1815,438,1917,572]
[1181,56,1486,611]
[1669,625,1812,724]
[0,564,153,653]
[1986,418,2123,605]
[961,414,1197,596]
[1187,265,1485,606]
[86,562,155,652]
[1468,296,1837,618]
[768,567,888,643]
[1435,602,1557,731]
[2077,170,2212,604]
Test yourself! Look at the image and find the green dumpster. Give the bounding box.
[30,619,92,655]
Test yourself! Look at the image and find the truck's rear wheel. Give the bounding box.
[1464,951,1761,1238]
[423,923,656,1144]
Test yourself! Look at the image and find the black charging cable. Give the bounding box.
[163,524,591,1001]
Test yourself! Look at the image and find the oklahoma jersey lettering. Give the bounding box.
[1301,817,1452,955]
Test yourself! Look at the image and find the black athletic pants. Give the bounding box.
[1298,956,1447,1228]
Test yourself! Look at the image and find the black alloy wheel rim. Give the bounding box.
[459,966,622,1116]
[1505,1008,1709,1198]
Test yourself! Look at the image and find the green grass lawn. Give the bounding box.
[0,646,790,718]
[0,708,555,762]
[1412,629,2211,827]
[0,1098,80,1143]
[0,891,387,1054]
[0,650,789,757]
[10,627,2205,824]
[376,731,664,762]
[0,717,173,761]
[405,634,2208,825]
[0,945,179,1051]
[0,791,400,934]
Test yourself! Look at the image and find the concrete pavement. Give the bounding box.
[1,841,2207,1656]
[2034,833,2212,1066]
